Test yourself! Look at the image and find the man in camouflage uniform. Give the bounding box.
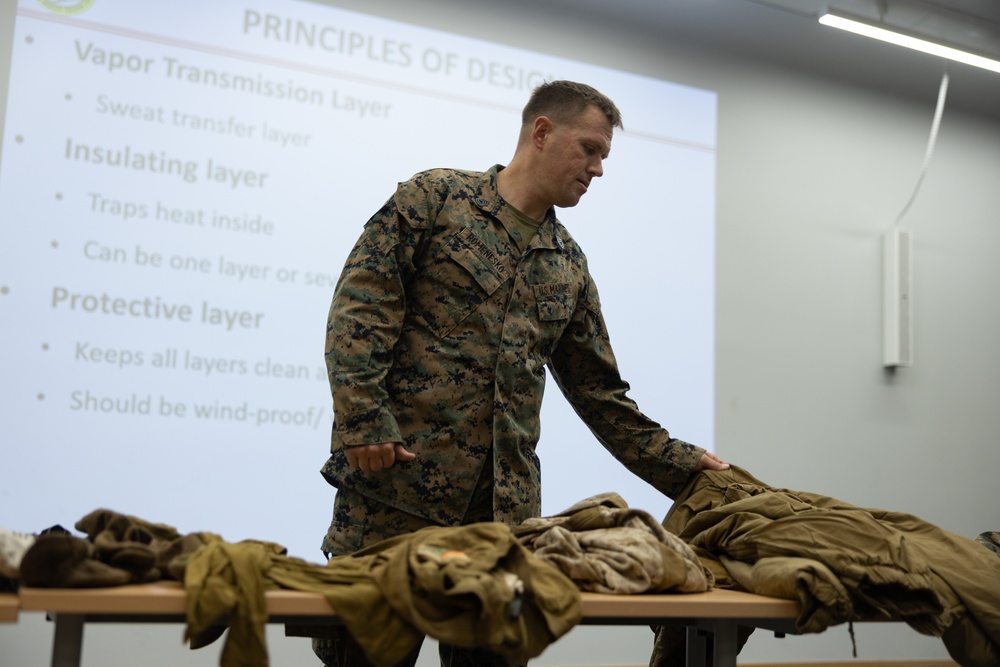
[315,80,730,667]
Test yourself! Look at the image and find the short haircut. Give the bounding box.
[522,80,624,130]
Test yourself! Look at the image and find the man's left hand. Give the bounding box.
[695,451,730,471]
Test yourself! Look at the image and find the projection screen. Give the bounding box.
[0,0,715,561]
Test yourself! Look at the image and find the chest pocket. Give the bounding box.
[533,283,573,321]
[410,227,508,338]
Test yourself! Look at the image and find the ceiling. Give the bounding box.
[539,0,1000,121]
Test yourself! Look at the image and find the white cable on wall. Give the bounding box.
[894,64,949,226]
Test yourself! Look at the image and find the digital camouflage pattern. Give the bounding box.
[321,165,705,527]
[312,486,507,667]
[320,468,494,558]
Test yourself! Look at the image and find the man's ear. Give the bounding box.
[531,115,552,150]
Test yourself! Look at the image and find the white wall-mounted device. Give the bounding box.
[883,227,914,367]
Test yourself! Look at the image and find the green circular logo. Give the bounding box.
[37,0,96,15]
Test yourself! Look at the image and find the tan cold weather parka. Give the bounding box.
[651,466,1000,667]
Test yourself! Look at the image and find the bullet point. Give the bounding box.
[42,343,49,351]
[55,193,63,200]
[1,286,9,295]
[51,240,59,248]
[25,36,33,45]
[37,393,45,401]
[65,93,72,101]
[14,135,23,143]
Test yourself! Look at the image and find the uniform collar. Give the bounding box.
[472,165,566,253]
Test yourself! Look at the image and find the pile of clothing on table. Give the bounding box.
[0,494,706,667]
[3,472,998,667]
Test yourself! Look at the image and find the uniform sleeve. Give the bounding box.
[325,177,437,446]
[547,274,706,499]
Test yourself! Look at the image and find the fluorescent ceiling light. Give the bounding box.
[820,10,1000,74]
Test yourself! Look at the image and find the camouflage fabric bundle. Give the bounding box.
[514,492,710,594]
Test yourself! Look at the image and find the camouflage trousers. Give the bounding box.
[312,460,521,667]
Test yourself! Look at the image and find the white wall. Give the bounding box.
[710,64,1000,663]
[2,0,998,664]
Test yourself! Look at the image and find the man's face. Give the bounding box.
[539,105,613,209]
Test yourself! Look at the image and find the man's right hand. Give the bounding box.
[345,442,416,472]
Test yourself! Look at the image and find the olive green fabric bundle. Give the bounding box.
[179,522,581,667]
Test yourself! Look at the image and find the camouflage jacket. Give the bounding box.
[322,165,705,526]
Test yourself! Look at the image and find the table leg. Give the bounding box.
[50,613,84,667]
[709,619,739,667]
[685,625,707,667]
